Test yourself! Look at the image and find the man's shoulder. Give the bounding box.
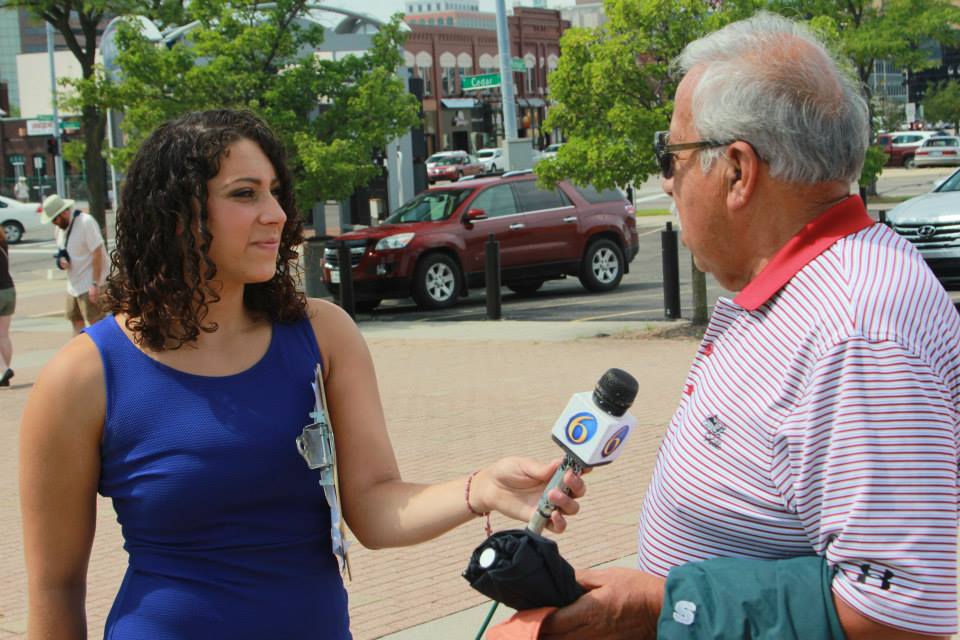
[812,224,958,347]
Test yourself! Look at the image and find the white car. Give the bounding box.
[887,168,960,287]
[475,148,503,173]
[914,136,960,167]
[0,195,44,244]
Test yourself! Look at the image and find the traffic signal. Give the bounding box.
[46,137,58,156]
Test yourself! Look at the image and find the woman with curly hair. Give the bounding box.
[19,110,584,638]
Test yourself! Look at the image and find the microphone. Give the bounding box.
[527,368,638,533]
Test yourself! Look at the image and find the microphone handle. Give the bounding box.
[527,454,582,534]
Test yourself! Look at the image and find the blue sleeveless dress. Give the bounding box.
[86,316,351,639]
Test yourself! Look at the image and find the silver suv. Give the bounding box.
[887,169,960,287]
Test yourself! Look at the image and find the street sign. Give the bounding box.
[26,120,55,136]
[511,57,526,73]
[35,114,54,121]
[462,72,501,91]
[26,120,80,135]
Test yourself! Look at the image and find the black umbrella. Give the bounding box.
[463,528,584,611]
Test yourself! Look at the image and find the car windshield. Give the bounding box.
[476,150,495,158]
[545,144,562,152]
[934,172,960,193]
[925,138,959,147]
[384,189,472,223]
[428,155,464,166]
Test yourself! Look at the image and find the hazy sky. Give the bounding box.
[334,0,567,21]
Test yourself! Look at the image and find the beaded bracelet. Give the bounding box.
[465,470,492,537]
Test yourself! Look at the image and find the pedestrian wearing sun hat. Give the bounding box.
[41,194,107,335]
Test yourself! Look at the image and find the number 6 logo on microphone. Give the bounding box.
[601,425,630,458]
[565,412,598,445]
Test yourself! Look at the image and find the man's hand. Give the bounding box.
[58,257,70,270]
[88,283,100,304]
[540,568,665,639]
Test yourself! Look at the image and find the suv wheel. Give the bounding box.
[2,221,23,244]
[579,238,624,292]
[507,280,544,296]
[904,155,916,169]
[413,253,461,309]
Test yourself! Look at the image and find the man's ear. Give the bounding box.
[725,141,759,211]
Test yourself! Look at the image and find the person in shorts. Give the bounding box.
[41,194,107,335]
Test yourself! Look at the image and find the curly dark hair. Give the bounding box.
[105,109,306,351]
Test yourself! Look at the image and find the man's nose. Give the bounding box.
[661,174,674,198]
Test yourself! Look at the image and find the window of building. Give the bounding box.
[459,64,471,89]
[447,17,453,25]
[418,66,434,95]
[428,17,435,25]
[441,66,456,95]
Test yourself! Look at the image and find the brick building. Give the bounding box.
[402,7,568,155]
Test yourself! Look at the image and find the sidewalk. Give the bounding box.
[0,283,700,639]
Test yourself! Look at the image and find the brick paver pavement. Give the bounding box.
[0,289,698,639]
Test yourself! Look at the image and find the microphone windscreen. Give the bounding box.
[592,368,639,417]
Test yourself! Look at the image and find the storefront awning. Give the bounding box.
[516,98,529,108]
[526,98,546,108]
[441,98,479,109]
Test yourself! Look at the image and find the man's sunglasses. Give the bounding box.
[653,130,734,179]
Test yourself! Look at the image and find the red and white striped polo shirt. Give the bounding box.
[638,195,960,635]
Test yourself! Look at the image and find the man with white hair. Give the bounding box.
[542,12,960,640]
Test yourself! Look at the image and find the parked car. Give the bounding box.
[321,172,640,310]
[878,130,937,168]
[534,143,564,163]
[887,167,960,287]
[426,151,484,183]
[0,195,44,244]
[914,136,960,167]
[475,148,503,173]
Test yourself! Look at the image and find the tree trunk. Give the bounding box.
[82,104,107,230]
[691,255,707,325]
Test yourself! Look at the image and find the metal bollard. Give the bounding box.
[337,241,356,319]
[485,233,502,320]
[662,222,681,319]
[302,236,326,298]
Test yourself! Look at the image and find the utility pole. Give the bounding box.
[493,0,533,170]
[46,22,67,198]
[47,22,68,198]
[494,0,518,141]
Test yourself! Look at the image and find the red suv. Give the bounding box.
[877,131,936,168]
[321,172,639,310]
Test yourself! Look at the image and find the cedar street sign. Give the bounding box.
[511,57,526,72]
[462,72,501,91]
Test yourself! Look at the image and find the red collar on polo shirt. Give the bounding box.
[733,195,874,311]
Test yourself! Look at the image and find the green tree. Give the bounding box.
[922,80,960,133]
[536,0,757,191]
[539,0,960,193]
[771,0,960,126]
[109,0,420,211]
[0,0,186,228]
